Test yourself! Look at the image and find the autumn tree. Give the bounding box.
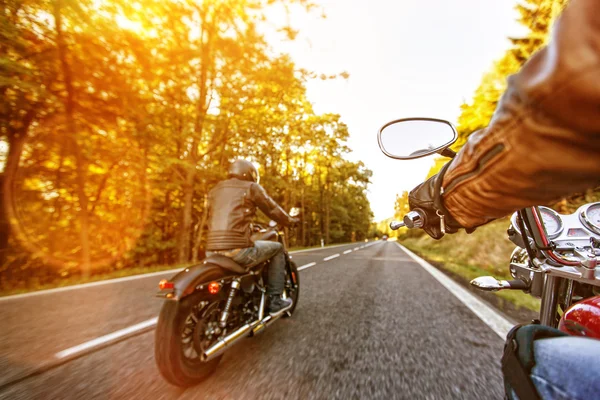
[0,0,373,291]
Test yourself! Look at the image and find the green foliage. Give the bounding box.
[0,0,373,291]
[427,0,569,178]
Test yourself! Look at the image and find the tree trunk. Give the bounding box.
[178,152,196,264]
[0,174,8,266]
[1,112,34,267]
[54,0,91,277]
[324,174,331,245]
[301,185,306,247]
[191,193,208,262]
[49,141,66,255]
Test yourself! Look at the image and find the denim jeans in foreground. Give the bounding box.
[511,336,600,400]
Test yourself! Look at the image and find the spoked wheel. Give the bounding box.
[283,260,300,317]
[155,292,223,387]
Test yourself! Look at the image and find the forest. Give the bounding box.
[0,0,374,292]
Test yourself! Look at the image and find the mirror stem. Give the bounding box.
[438,148,456,159]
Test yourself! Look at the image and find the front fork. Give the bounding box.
[539,276,576,328]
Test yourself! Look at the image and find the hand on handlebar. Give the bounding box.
[408,165,470,239]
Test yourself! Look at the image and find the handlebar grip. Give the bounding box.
[504,279,529,290]
[403,209,426,229]
[390,221,405,230]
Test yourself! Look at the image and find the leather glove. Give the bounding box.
[408,162,468,239]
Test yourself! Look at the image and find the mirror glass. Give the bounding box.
[379,119,456,159]
[289,207,300,217]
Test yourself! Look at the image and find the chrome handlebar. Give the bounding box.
[390,210,426,231]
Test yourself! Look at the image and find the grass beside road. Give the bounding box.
[400,219,540,313]
[0,241,359,297]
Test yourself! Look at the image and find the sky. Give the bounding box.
[270,0,526,221]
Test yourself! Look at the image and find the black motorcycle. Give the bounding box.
[154,210,300,387]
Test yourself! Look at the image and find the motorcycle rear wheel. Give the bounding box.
[155,292,223,387]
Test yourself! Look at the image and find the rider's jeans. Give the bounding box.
[207,240,286,296]
[513,336,600,400]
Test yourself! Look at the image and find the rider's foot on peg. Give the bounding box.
[268,295,292,314]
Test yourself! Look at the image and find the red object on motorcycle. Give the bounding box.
[208,282,221,294]
[158,279,174,290]
[559,295,600,339]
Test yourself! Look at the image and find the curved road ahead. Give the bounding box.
[1,241,512,399]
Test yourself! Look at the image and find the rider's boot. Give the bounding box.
[268,294,292,314]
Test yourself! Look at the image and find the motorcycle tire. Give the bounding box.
[155,292,222,387]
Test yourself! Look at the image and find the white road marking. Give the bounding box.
[354,247,359,251]
[0,269,183,301]
[287,243,351,254]
[0,244,358,301]
[343,250,352,254]
[396,243,513,339]
[297,262,317,271]
[42,243,369,363]
[53,256,322,360]
[54,318,158,360]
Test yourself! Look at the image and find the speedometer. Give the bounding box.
[510,206,564,239]
[580,202,600,235]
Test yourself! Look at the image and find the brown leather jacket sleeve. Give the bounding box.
[442,0,600,229]
[250,183,294,226]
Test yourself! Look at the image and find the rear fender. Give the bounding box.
[156,263,236,301]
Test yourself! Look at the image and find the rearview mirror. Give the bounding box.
[289,207,300,217]
[378,118,457,160]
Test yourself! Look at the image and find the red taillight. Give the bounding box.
[159,279,174,290]
[208,282,221,295]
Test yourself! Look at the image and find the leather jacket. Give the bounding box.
[206,178,295,251]
[442,0,600,228]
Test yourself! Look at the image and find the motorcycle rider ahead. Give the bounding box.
[406,0,600,399]
[205,159,298,313]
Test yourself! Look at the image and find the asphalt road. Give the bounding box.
[0,241,509,399]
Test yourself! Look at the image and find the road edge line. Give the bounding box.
[55,318,158,359]
[395,243,513,339]
[0,318,156,392]
[0,243,368,301]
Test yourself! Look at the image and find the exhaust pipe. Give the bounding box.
[252,303,293,335]
[202,303,293,361]
[203,323,253,361]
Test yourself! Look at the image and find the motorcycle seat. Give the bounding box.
[204,254,246,274]
[251,230,278,242]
